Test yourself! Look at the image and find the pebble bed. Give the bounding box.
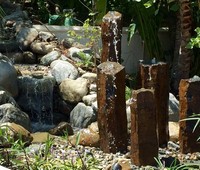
[22,138,200,170]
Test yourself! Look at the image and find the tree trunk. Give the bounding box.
[171,0,192,95]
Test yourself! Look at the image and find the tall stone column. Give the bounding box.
[97,61,127,153]
[101,11,122,63]
[179,77,200,153]
[130,88,158,166]
[137,61,169,147]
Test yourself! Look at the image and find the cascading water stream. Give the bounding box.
[17,75,56,132]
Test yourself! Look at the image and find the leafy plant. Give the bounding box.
[67,18,101,68]
[128,0,164,61]
[187,27,200,49]
[125,86,132,100]
[180,113,200,141]
[0,6,6,20]
[77,51,94,68]
[0,126,102,170]
[155,157,200,170]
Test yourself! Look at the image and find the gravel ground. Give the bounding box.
[21,137,200,170]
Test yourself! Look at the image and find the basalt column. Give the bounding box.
[101,11,122,63]
[137,61,169,147]
[97,61,127,153]
[130,88,158,166]
[179,77,200,153]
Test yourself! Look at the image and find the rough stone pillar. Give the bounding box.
[97,61,127,153]
[130,88,158,166]
[101,11,122,63]
[179,77,200,153]
[137,61,169,147]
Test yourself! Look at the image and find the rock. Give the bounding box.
[23,51,37,64]
[88,121,98,133]
[38,31,55,42]
[50,60,79,84]
[89,83,97,92]
[0,103,31,131]
[82,93,97,106]
[78,67,87,75]
[126,105,131,134]
[69,127,99,147]
[81,72,97,83]
[59,54,69,61]
[30,42,55,55]
[0,165,10,170]
[68,47,83,62]
[40,50,61,66]
[53,95,75,116]
[117,159,132,170]
[16,27,38,50]
[61,38,74,49]
[106,159,133,170]
[169,121,179,142]
[70,102,96,128]
[169,93,179,122]
[111,162,122,170]
[0,90,18,107]
[0,54,18,97]
[126,99,132,134]
[59,78,89,103]
[31,132,55,143]
[0,122,33,147]
[49,122,74,136]
[4,10,28,23]
[91,101,98,112]
[3,52,23,64]
[16,76,55,124]
[0,40,19,52]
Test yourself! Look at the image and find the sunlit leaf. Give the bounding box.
[127,23,136,45]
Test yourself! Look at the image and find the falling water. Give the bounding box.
[16,75,56,132]
[110,11,121,63]
[148,66,152,81]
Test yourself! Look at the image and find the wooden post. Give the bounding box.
[101,11,122,63]
[130,88,158,166]
[137,61,169,147]
[179,77,200,153]
[97,61,127,153]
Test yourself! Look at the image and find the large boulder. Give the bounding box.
[0,90,18,107]
[50,60,79,84]
[30,41,55,55]
[169,93,179,122]
[82,94,97,106]
[0,103,30,131]
[0,54,18,97]
[59,77,89,103]
[49,122,74,136]
[70,102,96,128]
[16,27,38,50]
[0,122,33,147]
[69,127,99,147]
[40,50,61,66]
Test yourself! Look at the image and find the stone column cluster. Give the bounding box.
[97,11,200,167]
